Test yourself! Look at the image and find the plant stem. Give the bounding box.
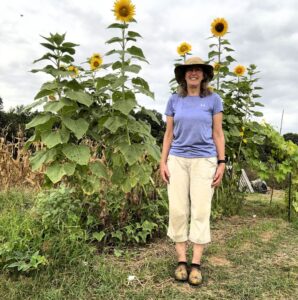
[216,37,221,90]
[121,24,131,145]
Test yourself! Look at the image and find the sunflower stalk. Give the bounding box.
[216,37,222,90]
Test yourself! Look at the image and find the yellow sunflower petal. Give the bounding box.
[113,0,135,22]
[234,65,246,77]
[91,53,102,60]
[213,62,221,74]
[89,57,103,71]
[68,65,79,77]
[211,18,228,37]
[207,86,214,92]
[177,42,192,56]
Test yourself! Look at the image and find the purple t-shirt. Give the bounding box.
[165,93,223,158]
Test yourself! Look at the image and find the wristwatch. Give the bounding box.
[217,159,226,164]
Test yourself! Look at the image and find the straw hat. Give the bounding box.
[174,57,214,83]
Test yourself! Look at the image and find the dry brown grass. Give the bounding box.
[0,129,43,190]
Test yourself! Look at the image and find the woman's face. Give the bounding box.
[184,66,203,87]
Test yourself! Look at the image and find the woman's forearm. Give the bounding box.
[213,131,225,160]
[160,133,173,164]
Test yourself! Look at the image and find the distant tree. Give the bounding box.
[0,105,37,141]
[134,109,166,145]
[0,97,3,111]
[283,133,298,145]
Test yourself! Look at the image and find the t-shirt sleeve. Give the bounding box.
[165,95,175,116]
[213,93,224,115]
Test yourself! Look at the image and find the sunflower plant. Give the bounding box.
[89,0,160,194]
[209,17,236,92]
[24,33,109,194]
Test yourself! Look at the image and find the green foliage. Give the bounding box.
[85,185,168,247]
[26,20,161,194]
[0,188,94,273]
[0,190,46,272]
[204,24,298,216]
[0,107,37,142]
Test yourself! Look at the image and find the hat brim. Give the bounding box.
[174,64,214,83]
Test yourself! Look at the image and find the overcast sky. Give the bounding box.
[1,0,297,133]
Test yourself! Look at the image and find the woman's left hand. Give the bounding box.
[212,164,225,187]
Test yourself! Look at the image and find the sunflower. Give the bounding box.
[207,86,214,93]
[113,0,135,22]
[90,53,102,61]
[213,62,221,74]
[68,65,79,77]
[234,65,246,77]
[177,42,192,56]
[211,18,228,37]
[89,53,103,71]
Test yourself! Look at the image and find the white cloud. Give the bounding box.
[0,0,297,133]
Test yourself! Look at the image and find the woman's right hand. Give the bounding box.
[160,161,170,184]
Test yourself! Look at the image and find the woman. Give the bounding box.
[160,56,225,286]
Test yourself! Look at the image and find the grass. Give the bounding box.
[1,190,297,300]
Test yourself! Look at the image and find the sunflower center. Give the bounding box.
[93,61,99,67]
[120,6,129,17]
[215,23,224,32]
[181,46,187,52]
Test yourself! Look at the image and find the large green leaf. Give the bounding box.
[127,119,151,136]
[118,143,144,166]
[129,163,152,186]
[41,128,70,148]
[62,116,89,139]
[140,108,160,125]
[34,89,54,100]
[63,162,76,176]
[89,161,108,179]
[107,23,128,29]
[40,43,56,51]
[113,98,137,115]
[143,143,160,161]
[65,91,93,107]
[45,161,76,184]
[208,51,220,59]
[26,114,53,129]
[127,46,145,58]
[61,42,79,48]
[127,31,142,38]
[134,85,154,98]
[104,116,127,133]
[111,76,128,90]
[96,77,111,90]
[62,144,90,165]
[30,148,57,171]
[123,64,141,74]
[111,167,125,185]
[46,163,66,183]
[106,37,122,44]
[44,101,65,112]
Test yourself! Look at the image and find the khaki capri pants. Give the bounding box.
[167,155,217,244]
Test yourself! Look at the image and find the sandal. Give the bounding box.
[174,261,188,281]
[188,263,203,286]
